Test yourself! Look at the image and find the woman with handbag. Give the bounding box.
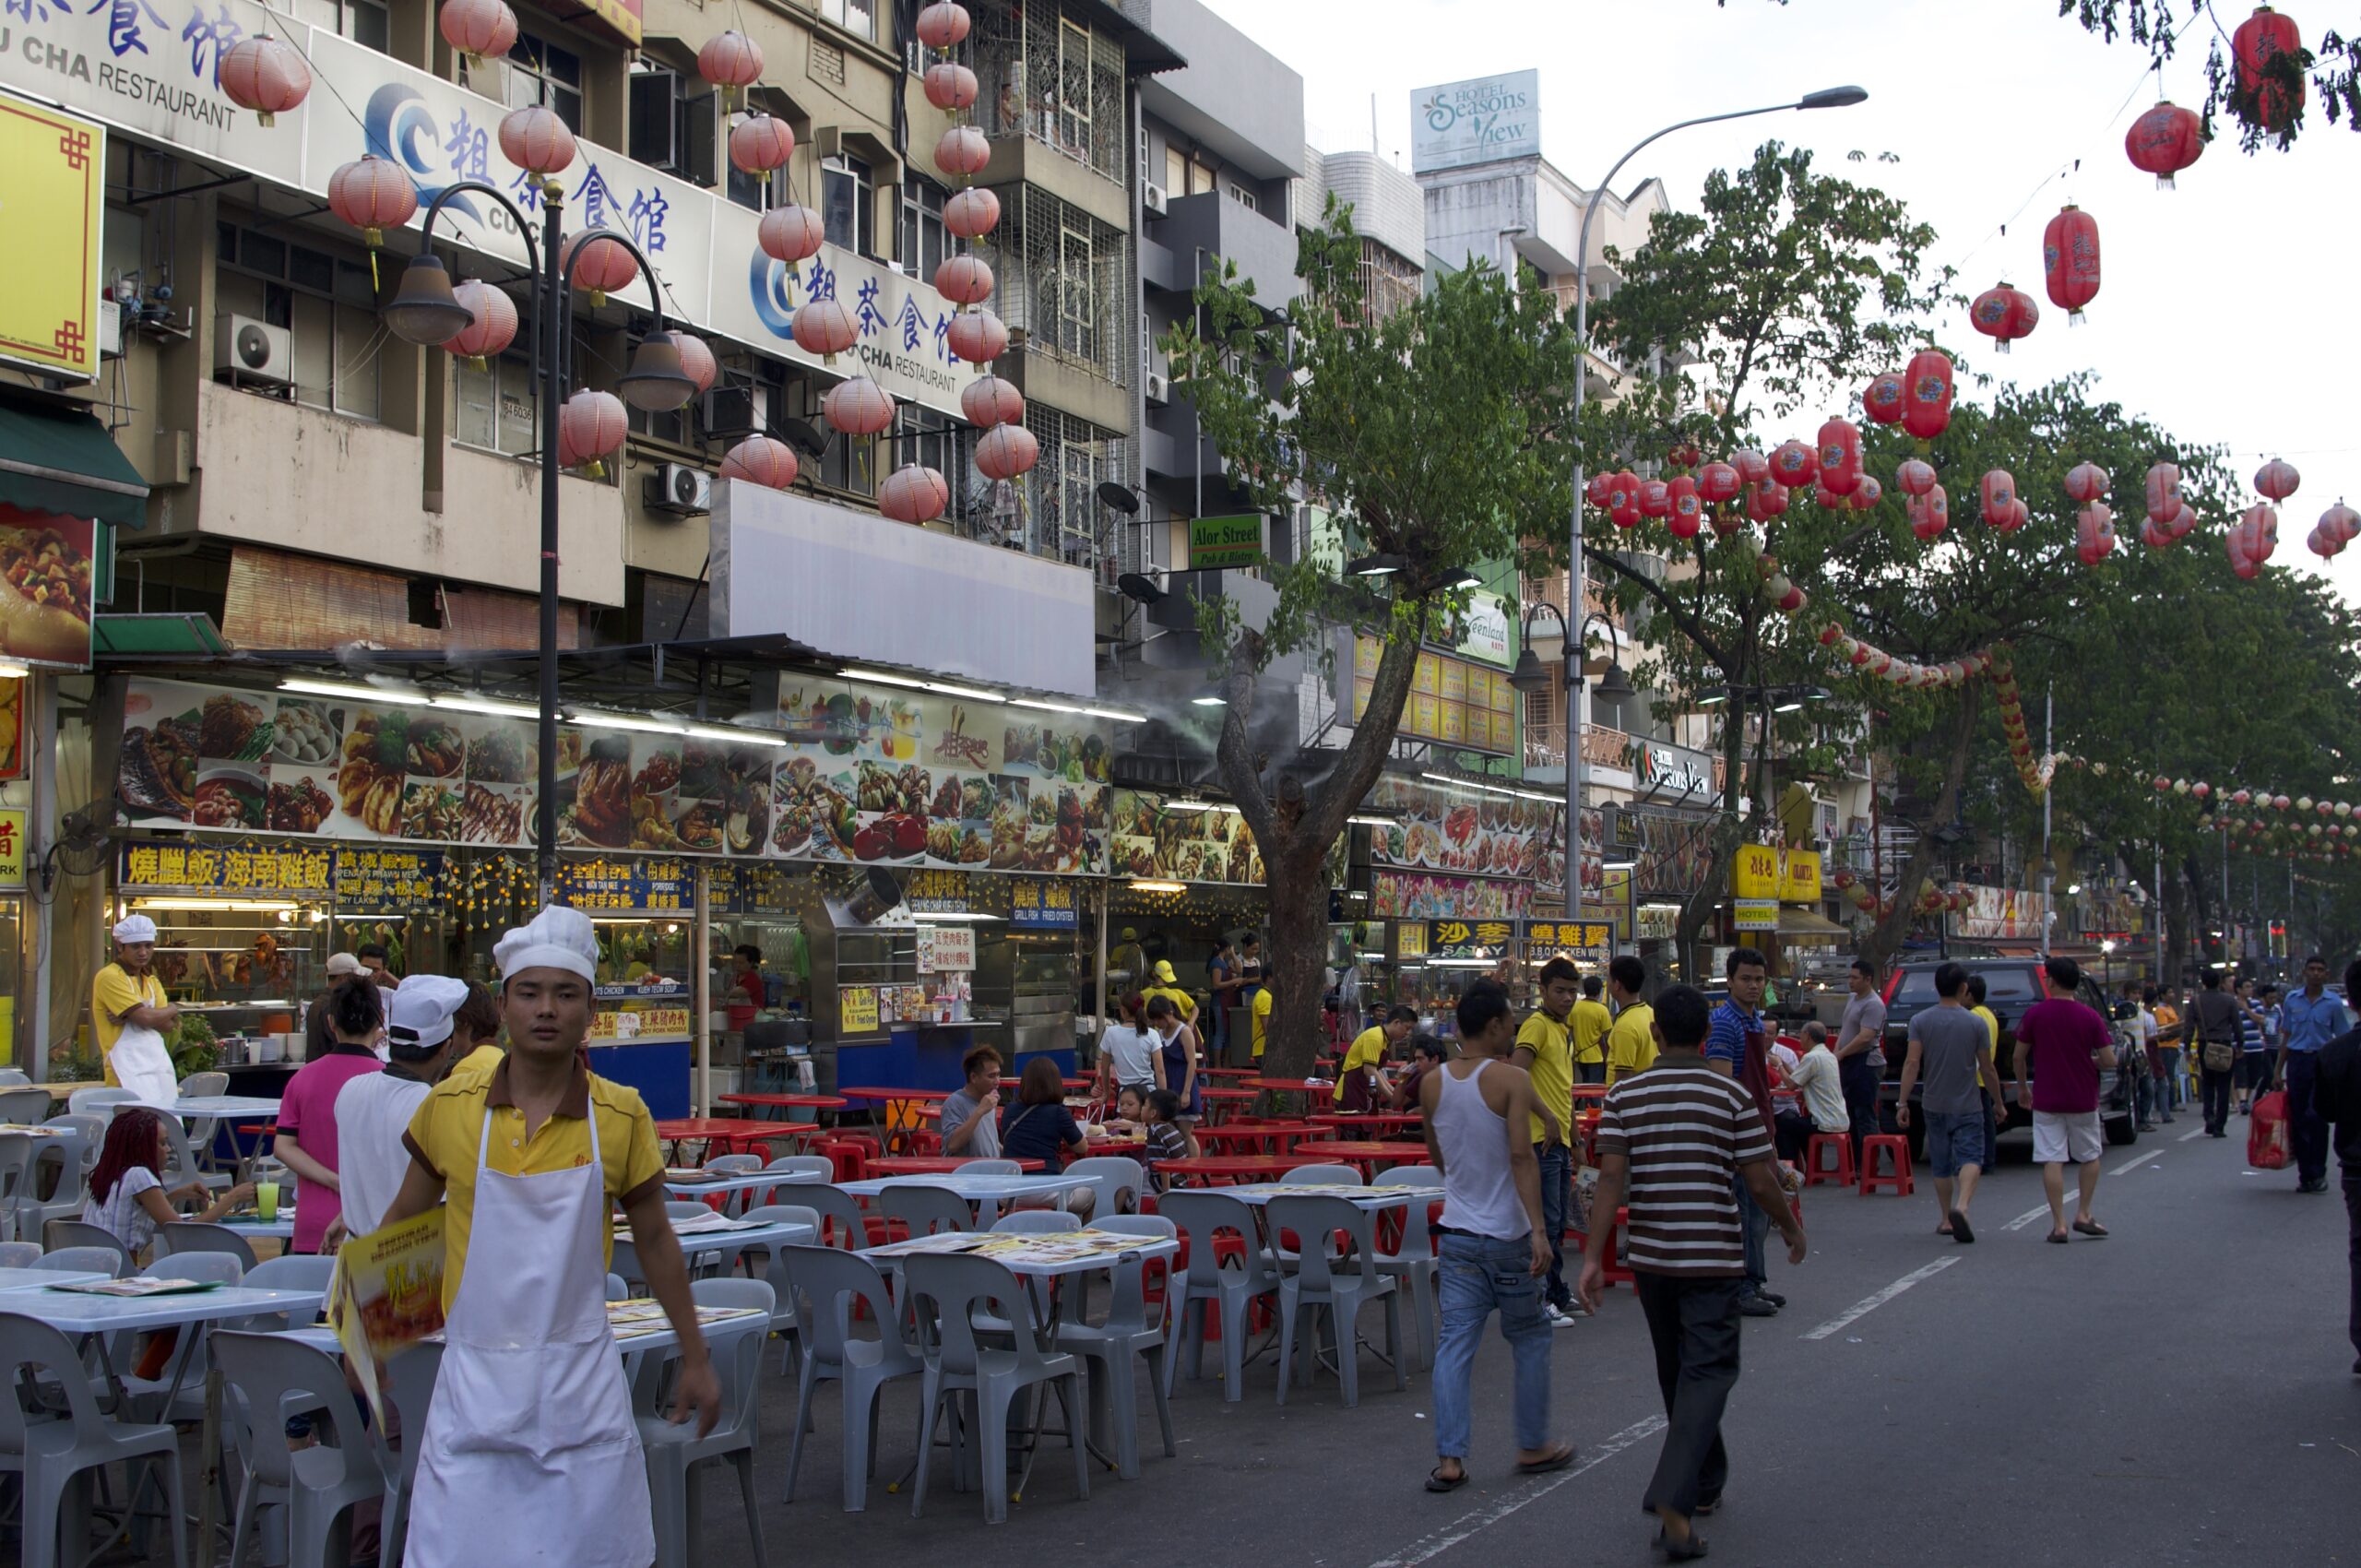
[2192,968,2244,1138]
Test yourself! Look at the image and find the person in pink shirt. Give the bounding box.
[274,979,386,1253]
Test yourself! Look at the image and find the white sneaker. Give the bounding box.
[1543,1302,1581,1329]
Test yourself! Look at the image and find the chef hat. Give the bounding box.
[493,905,599,985]
[385,975,472,1055]
[112,914,158,944]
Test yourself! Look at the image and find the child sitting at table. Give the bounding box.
[1103,1085,1147,1134]
[1141,1088,1197,1188]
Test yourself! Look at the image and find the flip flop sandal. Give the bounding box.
[1426,1467,1469,1493]
[1516,1443,1576,1476]
[2072,1218,2109,1238]
[1654,1526,1711,1560]
[1950,1210,1975,1243]
[2046,1230,2070,1244]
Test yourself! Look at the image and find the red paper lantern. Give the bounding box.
[1850,473,1884,513]
[944,187,1001,241]
[1769,439,1819,489]
[934,255,994,307]
[923,62,979,112]
[1667,475,1703,539]
[1731,449,1769,487]
[1863,371,1907,426]
[960,374,1025,429]
[976,422,1040,481]
[1981,469,2018,527]
[791,297,858,363]
[946,308,1008,364]
[1638,478,1671,519]
[437,0,516,64]
[562,229,637,307]
[1811,483,1846,511]
[916,0,971,48]
[1606,470,1642,529]
[823,375,896,436]
[878,463,950,523]
[558,389,625,478]
[729,114,795,181]
[934,125,990,179]
[1667,440,1703,469]
[1745,481,1788,522]
[670,331,717,395]
[2167,501,2198,539]
[1585,472,1617,510]
[2144,462,2182,524]
[2065,461,2109,504]
[2255,457,2301,501]
[1895,457,1936,498]
[2076,502,2118,566]
[1968,281,2039,353]
[1696,461,1741,505]
[499,105,575,177]
[2042,205,2101,322]
[720,436,798,490]
[698,30,763,97]
[1818,623,1845,646]
[326,155,417,248]
[2125,101,2203,187]
[2143,517,2175,550]
[1816,417,1863,496]
[1909,483,1949,541]
[2233,5,2306,140]
[218,36,311,125]
[1903,349,1953,443]
[757,205,825,267]
[442,279,517,367]
[2320,500,2360,549]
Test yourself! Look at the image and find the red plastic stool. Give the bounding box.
[1804,1133,1856,1188]
[1858,1134,1915,1195]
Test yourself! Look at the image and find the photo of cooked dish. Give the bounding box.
[570,741,634,848]
[119,715,200,820]
[198,693,271,763]
[271,699,338,767]
[461,781,528,845]
[0,521,95,666]
[726,780,769,855]
[633,747,682,799]
[193,768,265,828]
[401,781,465,841]
[674,802,726,852]
[405,719,464,779]
[464,723,531,785]
[267,773,335,834]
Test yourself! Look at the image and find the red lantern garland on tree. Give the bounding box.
[2076,502,2118,565]
[1908,483,1950,541]
[1903,349,1953,445]
[1605,470,1642,529]
[1638,477,1672,520]
[2255,457,2301,501]
[1667,475,1703,539]
[1968,280,2039,353]
[1980,469,2025,531]
[2124,101,2203,187]
[1696,460,1741,505]
[2064,461,2110,505]
[2042,205,2101,324]
[2230,4,2308,148]
[1895,457,1937,498]
[1816,417,1863,496]
[1863,372,1907,428]
[1769,439,1819,490]
[2312,500,2359,559]
[1744,480,1788,523]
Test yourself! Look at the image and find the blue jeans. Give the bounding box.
[1731,1174,1770,1293]
[1535,1142,1572,1308]
[1924,1110,1985,1177]
[1432,1230,1551,1461]
[2155,1047,2181,1117]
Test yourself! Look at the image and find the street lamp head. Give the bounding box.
[1594,661,1637,702]
[383,253,476,347]
[1798,86,1869,110]
[617,331,699,412]
[1509,646,1552,695]
[1346,552,1404,578]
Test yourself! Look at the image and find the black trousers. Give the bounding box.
[2201,1063,2236,1134]
[1838,1053,1881,1158]
[2285,1052,2330,1185]
[2344,1174,2361,1364]
[1633,1273,1743,1519]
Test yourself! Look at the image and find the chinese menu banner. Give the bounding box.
[1348,636,1516,756]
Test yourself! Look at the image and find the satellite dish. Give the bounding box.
[777,417,828,458]
[1097,481,1140,515]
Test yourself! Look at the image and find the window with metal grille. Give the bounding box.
[504,32,584,133]
[453,350,538,457]
[952,407,1125,575]
[973,1,1128,187]
[899,175,950,282]
[214,219,384,422]
[977,187,1131,387]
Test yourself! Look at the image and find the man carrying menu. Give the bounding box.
[384,905,716,1568]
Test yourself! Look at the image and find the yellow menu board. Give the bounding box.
[1349,635,1515,756]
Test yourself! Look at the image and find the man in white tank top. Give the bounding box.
[1418,982,1574,1492]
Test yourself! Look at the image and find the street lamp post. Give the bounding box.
[1512,606,1633,918]
[1560,86,1866,927]
[383,181,694,899]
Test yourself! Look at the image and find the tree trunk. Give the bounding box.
[1257,847,1337,1079]
[2164,876,2189,988]
[1674,693,1754,980]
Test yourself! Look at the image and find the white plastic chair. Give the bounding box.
[175,1073,231,1172]
[379,1341,445,1568]
[1157,1189,1282,1404]
[17,1124,96,1239]
[160,1219,260,1272]
[1266,1194,1405,1408]
[0,1065,31,1086]
[0,1131,33,1241]
[1373,1166,1443,1371]
[34,1245,124,1277]
[158,1113,230,1197]
[1062,1155,1144,1219]
[777,1243,925,1512]
[1280,1163,1361,1185]
[639,1278,774,1568]
[991,1209,1081,1235]
[42,1218,131,1276]
[68,1087,140,1119]
[0,1239,37,1268]
[735,1204,821,1372]
[758,1155,834,1210]
[702,1153,765,1217]
[1056,1213,1178,1479]
[0,1086,53,1124]
[878,1183,976,1239]
[212,1328,392,1568]
[961,1158,1024,1175]
[113,1253,246,1425]
[0,1311,191,1568]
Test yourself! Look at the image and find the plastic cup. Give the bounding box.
[255,1182,279,1222]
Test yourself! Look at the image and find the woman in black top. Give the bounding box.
[999,1056,1088,1173]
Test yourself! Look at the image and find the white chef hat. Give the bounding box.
[385,974,472,1054]
[493,905,599,986]
[112,913,158,944]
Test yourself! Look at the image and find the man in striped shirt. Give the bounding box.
[1581,984,1806,1561]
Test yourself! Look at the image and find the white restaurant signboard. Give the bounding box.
[0,0,978,414]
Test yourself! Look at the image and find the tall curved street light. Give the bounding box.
[1559,85,1868,922]
[382,181,696,897]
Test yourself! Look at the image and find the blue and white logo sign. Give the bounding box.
[1411,70,1541,173]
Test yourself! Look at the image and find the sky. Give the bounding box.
[1199,0,2361,608]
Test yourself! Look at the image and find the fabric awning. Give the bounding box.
[0,398,149,530]
[93,613,231,659]
[1776,908,1852,944]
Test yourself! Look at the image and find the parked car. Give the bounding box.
[1876,957,2138,1153]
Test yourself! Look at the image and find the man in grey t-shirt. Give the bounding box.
[1834,958,1889,1158]
[939,1045,1003,1158]
[1894,961,2006,1242]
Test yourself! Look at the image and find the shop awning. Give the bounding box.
[1777,908,1852,944]
[93,613,230,659]
[0,398,149,530]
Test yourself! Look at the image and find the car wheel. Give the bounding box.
[2105,1111,2137,1146]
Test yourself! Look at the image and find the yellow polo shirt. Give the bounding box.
[1607,1004,1657,1085]
[1251,988,1273,1059]
[1572,997,1612,1066]
[1140,984,1198,1025]
[450,1043,507,1082]
[1515,1008,1572,1145]
[1972,1004,2000,1090]
[92,963,168,1086]
[1335,1025,1388,1101]
[404,1058,664,1309]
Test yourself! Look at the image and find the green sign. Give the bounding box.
[1189,514,1265,570]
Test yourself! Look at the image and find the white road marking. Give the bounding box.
[2004,1203,2055,1232]
[2111,1148,2165,1176]
[1365,1415,1668,1568]
[1800,1257,1962,1341]
[2179,1129,2208,1143]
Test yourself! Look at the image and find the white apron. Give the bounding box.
[108,1020,180,1108]
[405,1102,653,1568]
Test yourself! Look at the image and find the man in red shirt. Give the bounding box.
[2011,955,2119,1243]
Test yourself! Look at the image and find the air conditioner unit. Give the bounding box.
[213,315,291,386]
[700,385,756,438]
[1144,372,1169,406]
[1142,182,1168,217]
[644,463,712,517]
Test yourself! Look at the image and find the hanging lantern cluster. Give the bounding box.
[561,229,637,309]
[720,435,799,491]
[2228,504,2278,577]
[822,375,897,437]
[1863,372,1906,428]
[499,104,576,179]
[1969,280,2039,353]
[1988,645,2069,794]
[757,205,825,270]
[961,374,1025,429]
[218,35,312,126]
[442,280,517,369]
[2042,205,2101,324]
[438,0,517,66]
[457,856,540,922]
[1981,469,2028,531]
[2230,4,2307,148]
[2140,461,2200,548]
[1909,483,1951,541]
[1903,349,1952,446]
[1822,624,1989,695]
[696,30,763,108]
[879,461,950,523]
[2124,101,2203,187]
[557,388,626,479]
[2309,501,2358,560]
[326,155,418,249]
[730,114,795,184]
[2062,462,2112,566]
[2255,456,2302,502]
[791,297,857,364]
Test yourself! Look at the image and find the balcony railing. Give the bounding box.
[1523,721,1632,773]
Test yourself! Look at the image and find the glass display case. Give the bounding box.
[120,893,329,1049]
[1001,933,1076,1060]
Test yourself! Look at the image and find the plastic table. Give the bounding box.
[1192,1122,1336,1156]
[0,1267,102,1291]
[1304,1111,1427,1134]
[219,1213,297,1240]
[714,1092,849,1123]
[170,1096,283,1120]
[862,1155,1047,1175]
[835,1171,1094,1204]
[662,1167,828,1199]
[834,1087,953,1154]
[1300,1141,1435,1176]
[1220,1181,1438,1210]
[1152,1153,1328,1187]
[654,1119,789,1158]
[6,1283,326,1336]
[1197,1087,1258,1124]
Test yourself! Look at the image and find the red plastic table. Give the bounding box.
[1303,1111,1426,1134]
[865,1155,1047,1175]
[1201,1066,1259,1080]
[654,1119,786,1159]
[1196,1087,1258,1124]
[716,1092,850,1123]
[1192,1122,1335,1156]
[1307,1140,1433,1177]
[1154,1153,1327,1187]
[1243,1077,1333,1114]
[834,1087,953,1154]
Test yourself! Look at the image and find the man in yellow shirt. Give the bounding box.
[1251,978,1274,1062]
[1140,959,1199,1032]
[1512,957,1579,1325]
[1572,975,1613,1084]
[1604,956,1657,1085]
[93,914,178,1098]
[1966,972,2004,1169]
[1335,1005,1418,1108]
[386,905,715,1568]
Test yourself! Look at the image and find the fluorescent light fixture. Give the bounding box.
[1192,695,1227,707]
[1695,690,1728,706]
[1430,957,1499,968]
[1085,707,1147,723]
[1348,815,1394,827]
[839,668,929,691]
[1774,697,1806,713]
[431,695,541,719]
[1163,799,1214,813]
[1010,698,1087,716]
[567,709,689,735]
[1418,771,1559,805]
[1130,879,1187,894]
[924,680,1005,703]
[133,897,301,912]
[0,659,28,679]
[1602,858,1638,870]
[913,912,1005,923]
[281,677,429,707]
[684,725,789,748]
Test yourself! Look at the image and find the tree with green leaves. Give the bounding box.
[1159,200,1584,1075]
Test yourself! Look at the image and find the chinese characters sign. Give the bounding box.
[0,808,25,888]
[1729,844,1823,904]
[1009,878,1077,930]
[1524,921,1612,955]
[556,857,693,914]
[1427,920,1513,961]
[332,848,444,912]
[120,840,333,895]
[915,926,974,973]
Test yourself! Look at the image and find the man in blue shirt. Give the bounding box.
[1706,946,1780,1316]
[2278,955,2349,1194]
